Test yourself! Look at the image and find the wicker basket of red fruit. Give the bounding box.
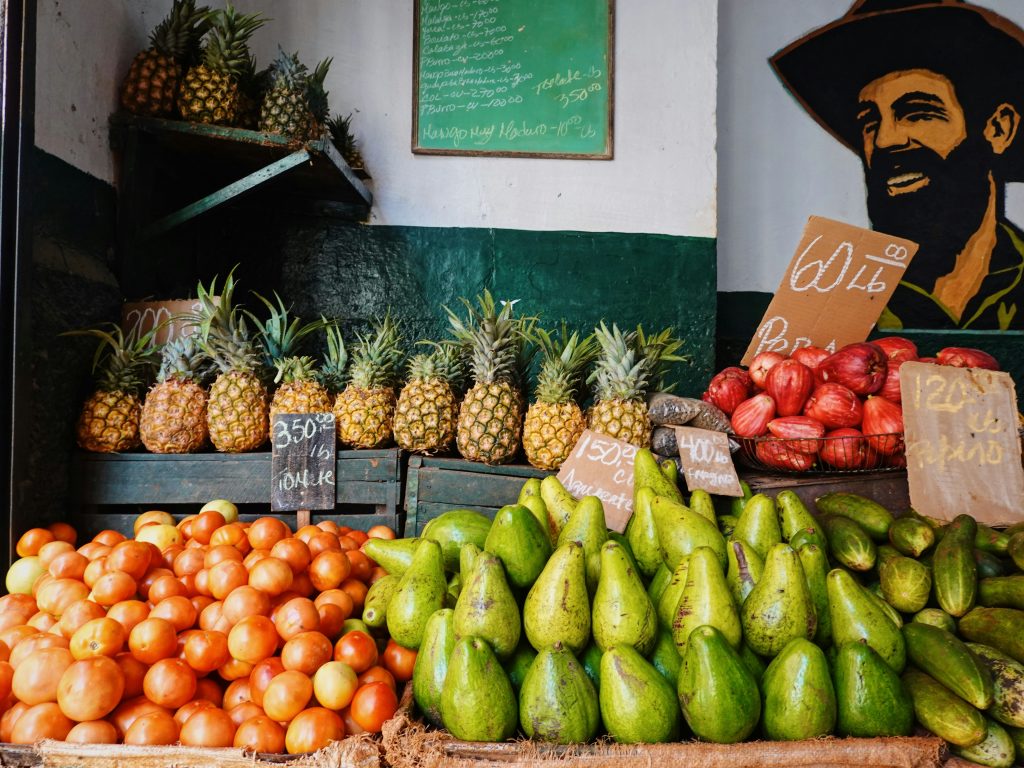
[704,338,1001,475]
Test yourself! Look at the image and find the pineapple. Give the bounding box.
[68,324,159,453]
[394,344,465,455]
[120,0,211,118]
[523,325,598,470]
[192,270,270,452]
[333,316,404,449]
[317,319,349,401]
[246,292,329,419]
[236,54,271,129]
[306,58,332,139]
[329,113,365,170]
[177,3,265,126]
[259,49,313,139]
[140,331,210,453]
[446,291,526,465]
[586,323,686,447]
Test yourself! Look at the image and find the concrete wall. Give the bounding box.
[717,0,1024,293]
[35,0,718,239]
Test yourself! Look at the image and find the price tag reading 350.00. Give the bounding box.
[271,413,337,512]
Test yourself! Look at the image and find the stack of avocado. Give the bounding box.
[363,451,1024,767]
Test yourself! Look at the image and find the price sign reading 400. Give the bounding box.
[271,413,337,512]
[742,217,919,365]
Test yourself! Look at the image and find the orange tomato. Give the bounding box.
[222,585,271,625]
[143,658,197,709]
[270,538,312,575]
[234,714,286,753]
[248,657,285,707]
[173,548,205,577]
[150,595,198,632]
[261,670,312,722]
[316,603,346,641]
[57,656,125,721]
[199,600,226,632]
[306,533,341,559]
[129,617,177,664]
[134,510,174,534]
[11,646,74,704]
[180,706,235,747]
[313,589,353,616]
[346,530,368,546]
[210,523,251,554]
[195,676,224,705]
[226,701,263,728]
[246,517,291,551]
[82,558,108,589]
[91,570,138,607]
[77,542,110,561]
[9,632,69,668]
[345,550,373,582]
[227,615,278,665]
[339,579,368,611]
[38,541,75,570]
[381,639,417,683]
[243,549,271,569]
[106,541,152,581]
[281,631,332,676]
[114,651,148,698]
[308,551,351,592]
[358,665,396,691]
[109,696,168,738]
[336,535,358,552]
[333,630,377,674]
[47,522,78,546]
[367,525,395,540]
[273,597,320,641]
[35,578,90,617]
[92,530,127,547]
[70,617,126,659]
[0,701,29,742]
[191,594,215,616]
[295,525,320,544]
[349,680,398,733]
[222,678,251,710]
[17,528,56,558]
[191,510,227,546]
[184,630,231,674]
[204,544,243,569]
[173,698,216,727]
[285,706,344,754]
[106,599,150,635]
[248,557,293,597]
[0,626,38,656]
[208,560,249,601]
[66,719,118,744]
[147,574,189,603]
[217,657,254,682]
[10,702,73,743]
[26,610,56,633]
[312,660,358,711]
[368,567,389,585]
[316,520,340,536]
[0,660,13,699]
[123,709,179,745]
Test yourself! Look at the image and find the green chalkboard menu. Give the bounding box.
[413,0,614,159]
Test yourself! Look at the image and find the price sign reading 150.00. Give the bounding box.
[741,216,918,365]
[271,413,336,512]
[556,429,636,533]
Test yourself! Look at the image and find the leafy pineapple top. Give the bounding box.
[155,331,210,386]
[307,58,332,128]
[190,269,263,376]
[587,323,651,403]
[407,343,466,390]
[317,319,348,394]
[532,323,598,405]
[64,323,159,396]
[444,290,527,387]
[276,356,320,386]
[246,292,324,376]
[348,315,404,391]
[150,0,212,62]
[636,325,688,393]
[200,3,266,78]
[267,48,309,92]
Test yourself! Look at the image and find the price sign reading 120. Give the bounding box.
[741,216,919,365]
[271,413,336,512]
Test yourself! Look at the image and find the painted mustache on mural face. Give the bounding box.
[865,137,992,282]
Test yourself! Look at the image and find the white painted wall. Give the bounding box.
[718,0,1024,293]
[35,0,718,238]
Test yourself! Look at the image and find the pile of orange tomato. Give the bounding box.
[0,507,412,754]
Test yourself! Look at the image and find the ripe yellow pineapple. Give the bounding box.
[247,293,328,420]
[192,270,269,452]
[394,344,465,455]
[447,291,528,465]
[68,324,159,453]
[587,323,686,447]
[523,325,598,470]
[120,0,210,118]
[140,331,210,453]
[334,316,404,449]
[177,3,265,126]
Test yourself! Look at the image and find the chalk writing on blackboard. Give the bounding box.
[271,414,336,512]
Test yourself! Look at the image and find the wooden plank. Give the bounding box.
[416,456,551,479]
[742,469,910,515]
[404,457,423,538]
[416,467,528,508]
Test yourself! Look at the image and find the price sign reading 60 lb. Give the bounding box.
[271,413,337,512]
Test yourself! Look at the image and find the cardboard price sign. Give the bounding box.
[900,361,1024,526]
[557,429,636,533]
[271,413,337,512]
[674,427,743,497]
[742,216,918,365]
[122,298,216,346]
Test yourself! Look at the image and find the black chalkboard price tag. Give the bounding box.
[271,413,337,512]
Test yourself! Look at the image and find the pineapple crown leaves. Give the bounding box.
[530,322,599,404]
[317,318,349,393]
[188,267,263,376]
[155,326,213,386]
[329,112,357,148]
[307,57,332,127]
[245,291,325,370]
[587,322,649,403]
[268,47,309,90]
[62,322,160,396]
[275,355,319,386]
[150,0,213,61]
[443,290,532,387]
[636,325,688,393]
[201,2,268,77]
[348,313,405,391]
[407,341,467,390]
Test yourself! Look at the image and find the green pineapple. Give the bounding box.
[394,344,465,455]
[587,323,686,447]
[140,331,210,454]
[191,269,270,452]
[247,293,328,419]
[446,291,527,465]
[66,324,159,453]
[259,48,313,138]
[333,316,405,448]
[523,324,598,470]
[328,113,365,170]
[177,3,266,126]
[306,57,332,138]
[120,0,211,117]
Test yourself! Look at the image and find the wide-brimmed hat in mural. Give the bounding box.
[770,0,1024,181]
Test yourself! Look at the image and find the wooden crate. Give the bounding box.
[404,457,551,537]
[69,449,403,537]
[743,469,911,513]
